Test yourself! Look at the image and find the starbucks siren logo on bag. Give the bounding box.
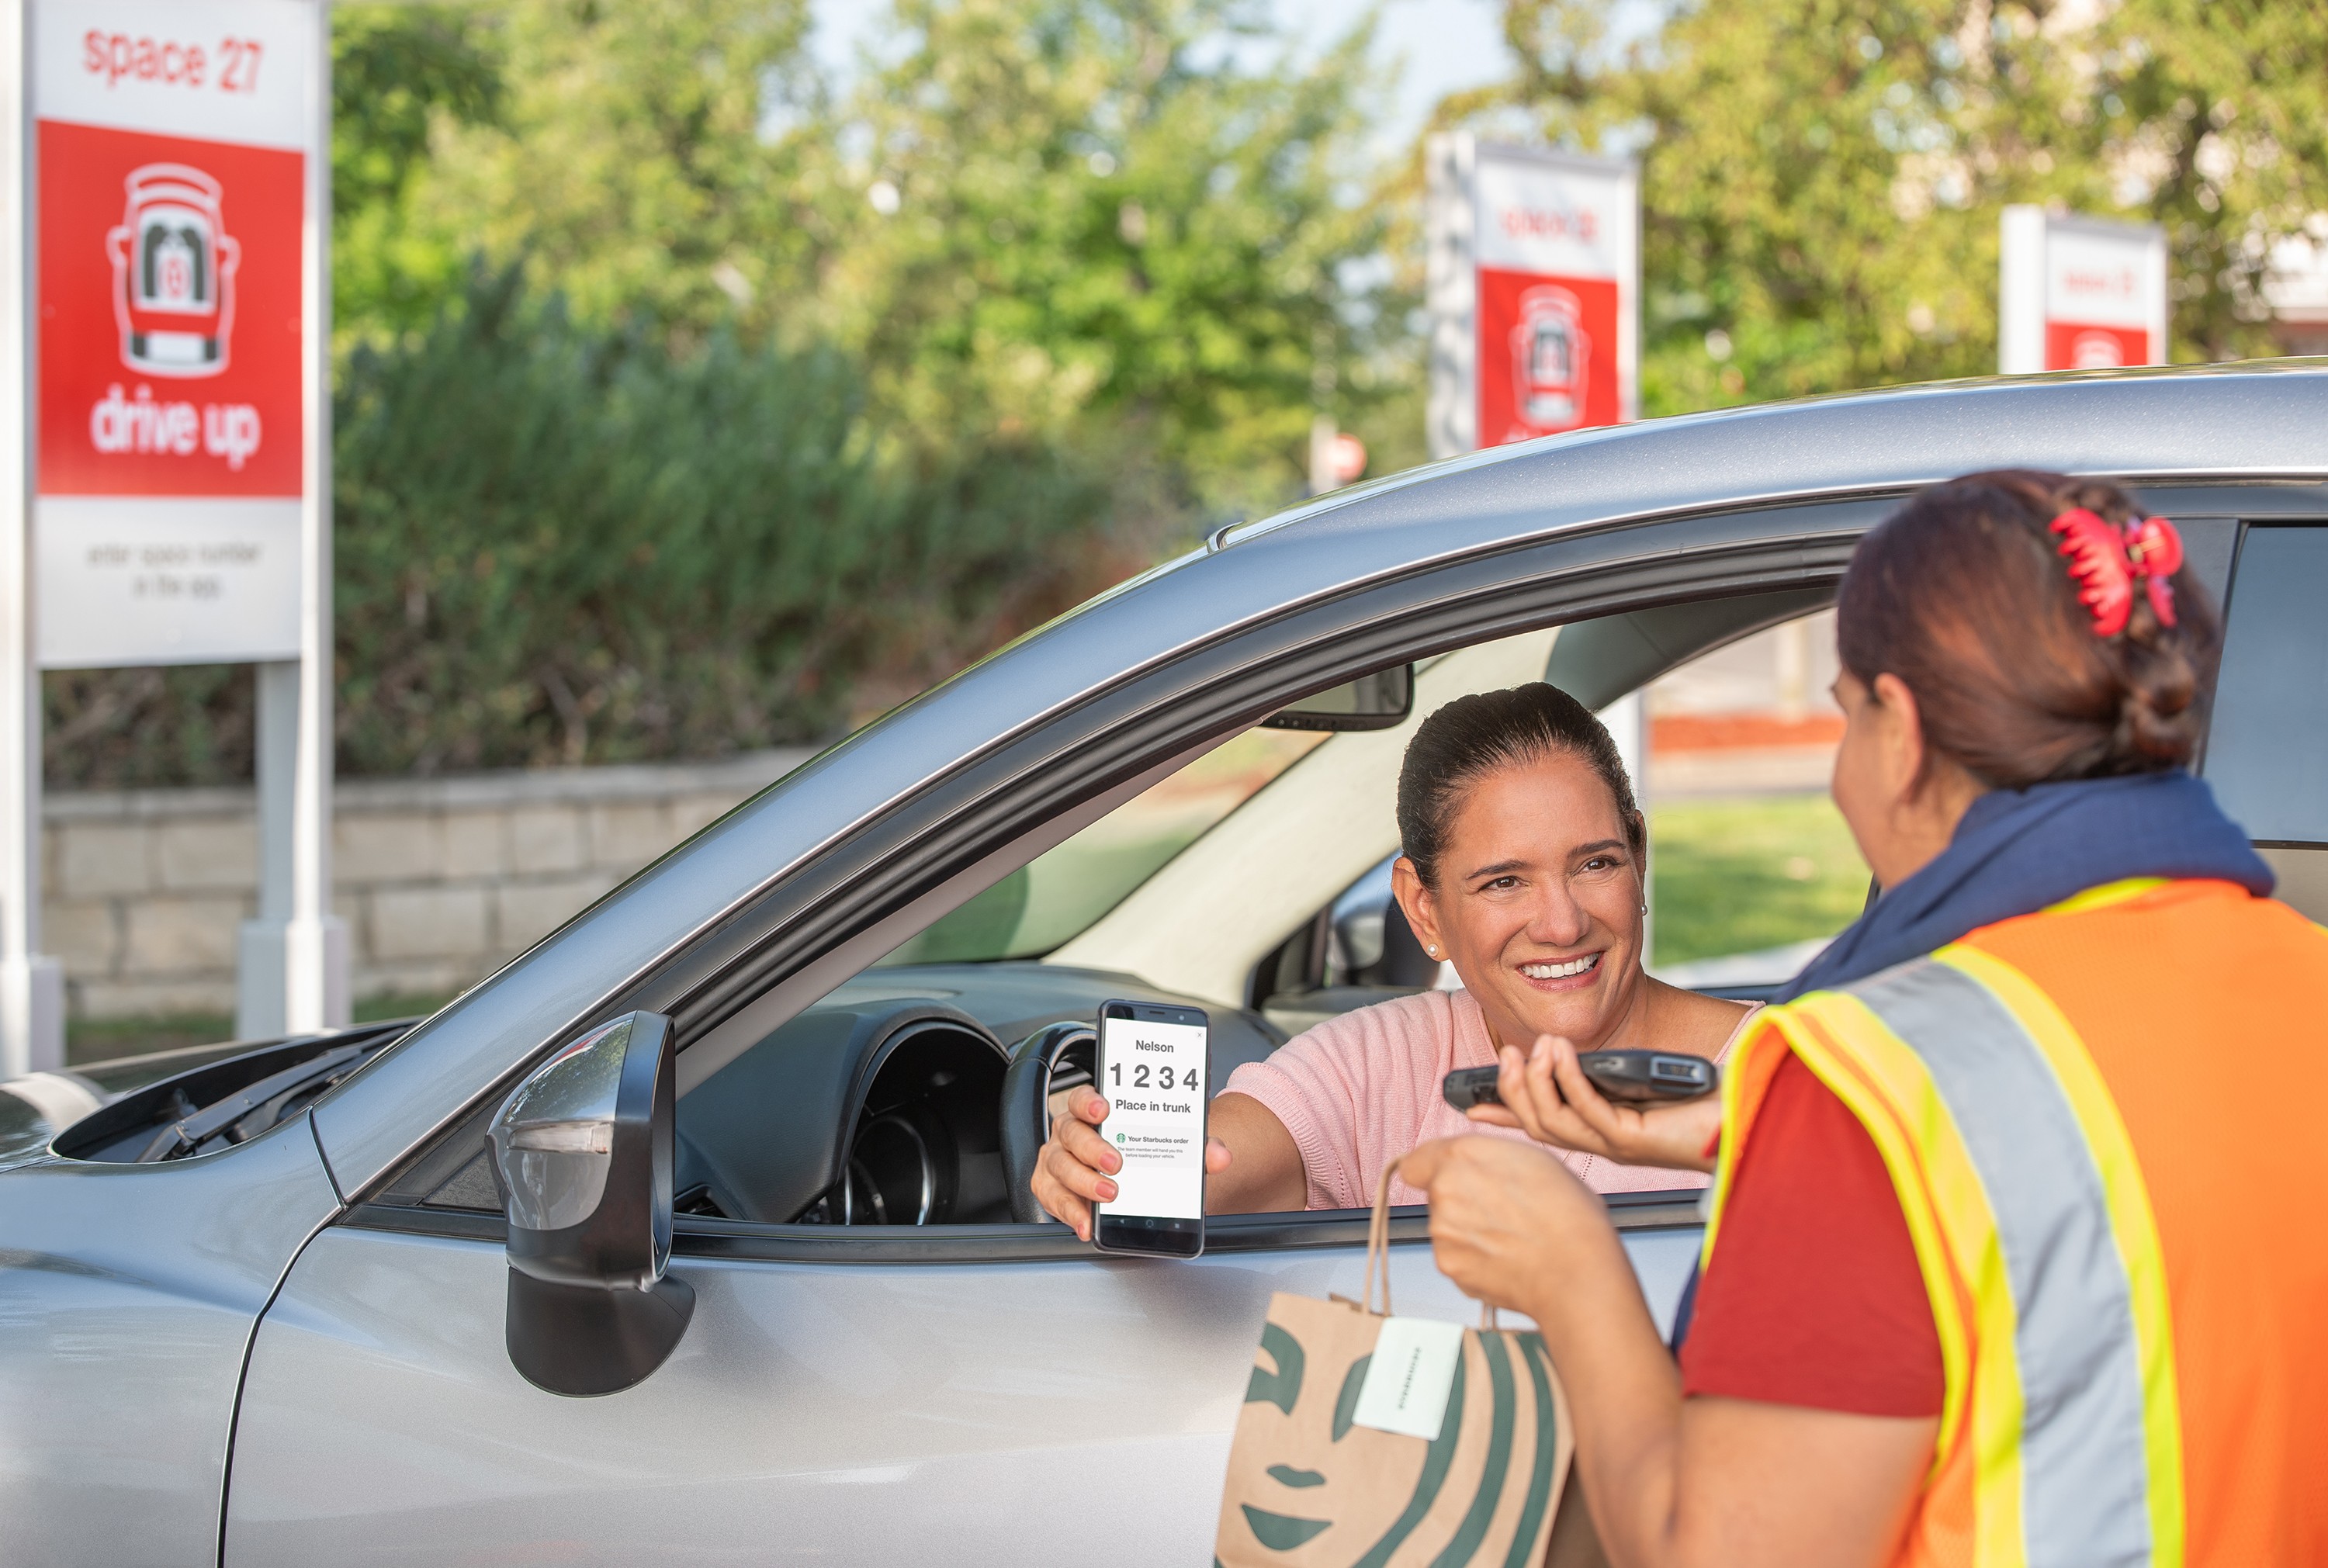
[1214,1158,1579,1566]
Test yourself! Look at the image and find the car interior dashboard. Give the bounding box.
[667,963,1284,1227]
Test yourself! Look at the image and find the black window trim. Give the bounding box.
[340,1187,1707,1258]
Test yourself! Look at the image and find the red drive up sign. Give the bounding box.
[1471,144,1637,447]
[1999,206,2169,376]
[33,0,314,668]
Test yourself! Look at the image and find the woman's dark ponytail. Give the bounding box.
[1836,469,2219,787]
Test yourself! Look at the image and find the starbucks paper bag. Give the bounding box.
[1214,1162,1574,1567]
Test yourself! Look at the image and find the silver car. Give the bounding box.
[5,364,2326,1566]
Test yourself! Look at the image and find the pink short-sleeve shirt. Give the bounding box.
[1222,988,1753,1210]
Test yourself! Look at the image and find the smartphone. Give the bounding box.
[1441,1049,1718,1110]
[1092,999,1210,1258]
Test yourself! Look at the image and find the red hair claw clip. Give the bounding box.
[2050,507,2183,637]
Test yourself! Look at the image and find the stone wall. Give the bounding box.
[48,749,815,1021]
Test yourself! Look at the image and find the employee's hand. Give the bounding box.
[1466,1033,1721,1173]
[1030,1084,1232,1243]
[1401,1135,1624,1323]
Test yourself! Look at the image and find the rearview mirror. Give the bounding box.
[491,1011,694,1397]
[1259,664,1414,732]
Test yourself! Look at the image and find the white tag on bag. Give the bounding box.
[1351,1316,1465,1441]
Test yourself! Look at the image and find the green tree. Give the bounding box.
[405,0,819,340]
[1453,0,2328,414]
[2090,0,2328,362]
[399,0,1408,518]
[803,0,1405,514]
[332,4,506,340]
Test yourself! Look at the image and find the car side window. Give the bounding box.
[1252,850,1446,1038]
[668,602,1873,1230]
[2201,524,2328,921]
[670,628,1563,1230]
[2204,525,2328,843]
[1644,610,1869,995]
[879,729,1330,967]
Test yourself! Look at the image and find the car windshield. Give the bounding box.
[874,728,1329,966]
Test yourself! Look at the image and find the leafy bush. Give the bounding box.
[47,267,1114,785]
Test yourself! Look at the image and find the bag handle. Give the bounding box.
[1367,1152,1504,1332]
[1365,1157,1401,1317]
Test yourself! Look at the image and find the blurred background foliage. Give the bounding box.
[331,264,1113,770]
[47,0,2328,786]
[1439,0,2328,412]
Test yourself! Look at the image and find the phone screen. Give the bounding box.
[1093,1002,1207,1255]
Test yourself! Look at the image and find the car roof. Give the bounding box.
[314,362,2328,1190]
[1222,357,2328,555]
[877,358,2328,818]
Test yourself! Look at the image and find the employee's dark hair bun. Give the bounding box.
[1837,469,2220,787]
[1396,683,1641,888]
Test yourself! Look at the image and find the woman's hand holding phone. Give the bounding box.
[1029,1085,1232,1242]
[1469,1033,1723,1174]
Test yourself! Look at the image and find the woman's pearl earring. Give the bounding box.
[1427,945,1439,957]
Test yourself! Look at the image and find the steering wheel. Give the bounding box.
[999,1022,1094,1224]
[838,1113,941,1225]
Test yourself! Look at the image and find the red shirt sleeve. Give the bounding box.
[1678,1052,1945,1417]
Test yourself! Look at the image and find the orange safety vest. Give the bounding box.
[1703,877,2328,1568]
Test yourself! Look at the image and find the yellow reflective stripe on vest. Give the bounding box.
[1936,943,2186,1568]
[1838,957,2172,1568]
[1706,947,2184,1568]
[1704,1000,1982,1473]
[2039,876,2169,917]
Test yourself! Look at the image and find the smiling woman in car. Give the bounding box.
[1030,682,1755,1232]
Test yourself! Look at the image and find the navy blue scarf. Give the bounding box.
[1773,769,2272,1003]
[1668,769,2271,1349]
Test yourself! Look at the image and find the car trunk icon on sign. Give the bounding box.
[106,164,241,377]
[2070,329,2126,369]
[1511,284,1591,434]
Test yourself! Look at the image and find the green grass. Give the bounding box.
[68,1012,237,1067]
[355,992,457,1025]
[64,990,456,1068]
[1651,793,1871,967]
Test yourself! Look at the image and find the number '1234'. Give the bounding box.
[1110,1061,1197,1093]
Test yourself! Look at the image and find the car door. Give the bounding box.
[226,482,1931,1563]
[223,628,1742,1562]
[221,1194,1703,1563]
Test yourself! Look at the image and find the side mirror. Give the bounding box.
[1259,664,1414,732]
[490,1011,694,1397]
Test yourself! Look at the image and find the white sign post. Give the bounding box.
[1,4,54,1076]
[3,0,341,1072]
[2000,206,2170,374]
[1425,135,1638,460]
[1425,134,1648,944]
